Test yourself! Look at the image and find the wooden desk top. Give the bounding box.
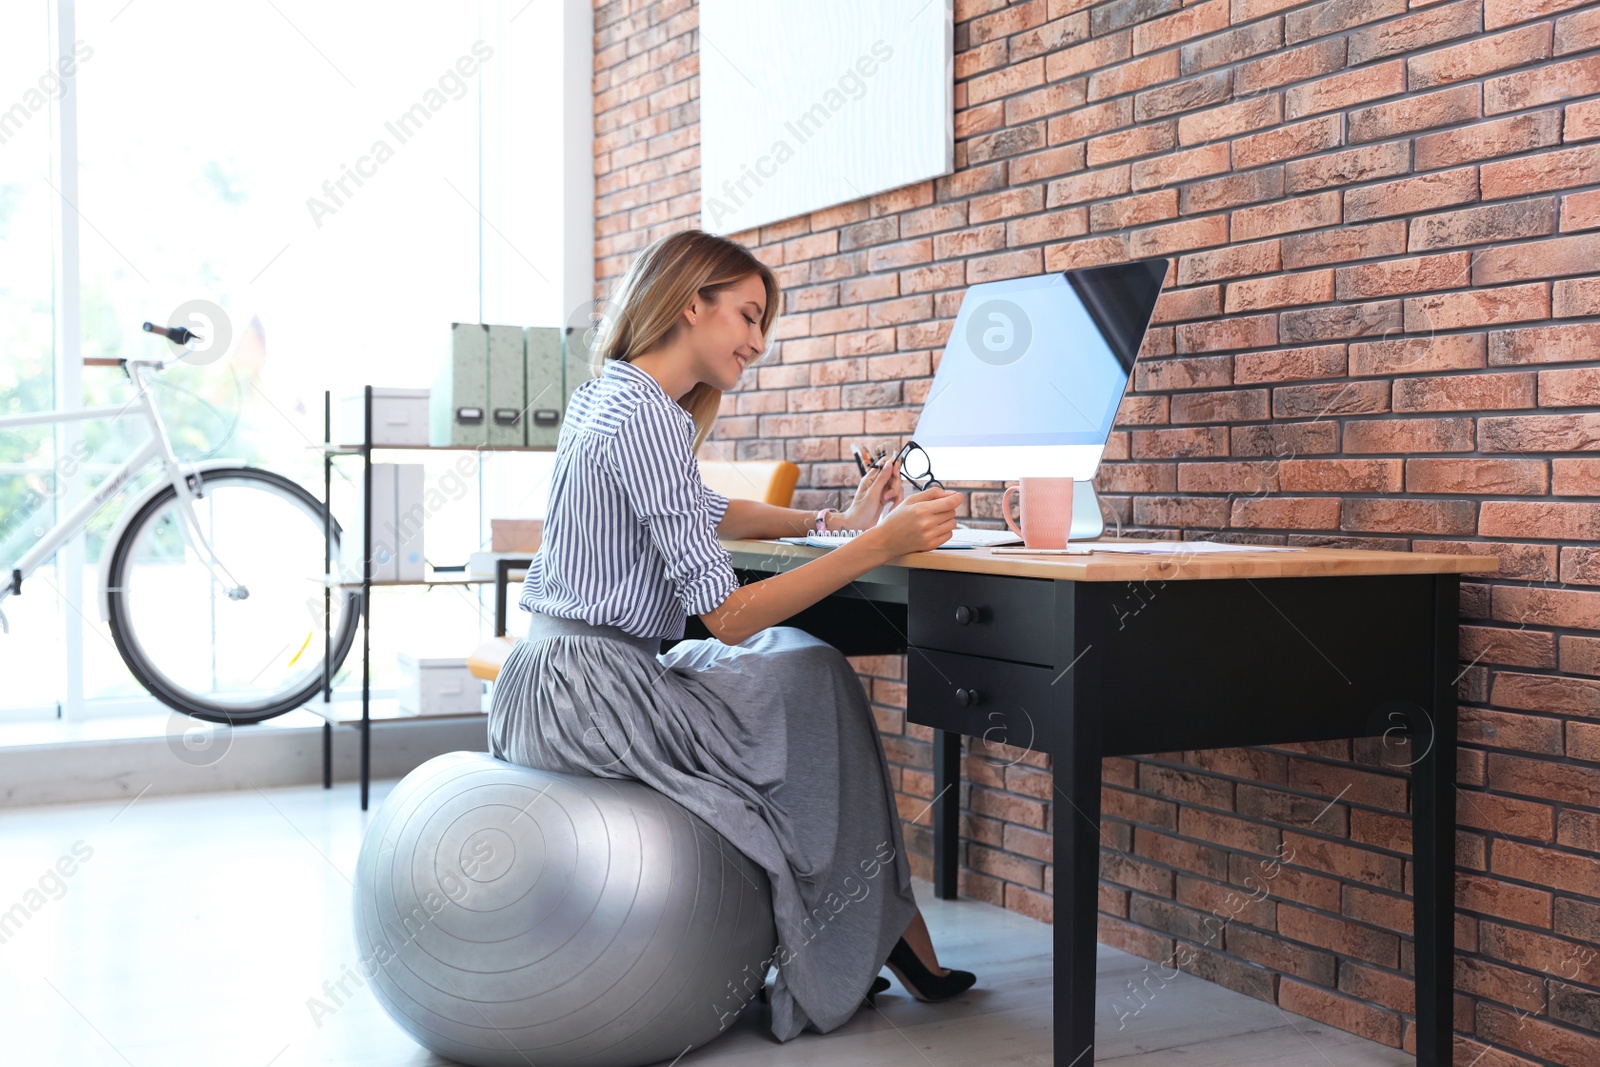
[720,537,1501,583]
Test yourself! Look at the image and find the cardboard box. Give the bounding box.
[432,323,490,447]
[335,387,430,447]
[397,653,482,715]
[526,327,564,447]
[491,519,544,553]
[487,324,526,447]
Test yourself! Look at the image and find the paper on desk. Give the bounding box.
[1090,541,1304,554]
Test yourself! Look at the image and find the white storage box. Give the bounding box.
[337,387,430,447]
[397,653,483,715]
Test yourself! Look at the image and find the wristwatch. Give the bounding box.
[814,507,836,534]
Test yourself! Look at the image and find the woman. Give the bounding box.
[489,229,975,1043]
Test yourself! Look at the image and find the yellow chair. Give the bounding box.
[468,459,800,683]
[697,459,799,507]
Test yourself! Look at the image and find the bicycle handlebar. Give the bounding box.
[143,321,202,346]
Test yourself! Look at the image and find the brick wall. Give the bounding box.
[592,0,1600,1062]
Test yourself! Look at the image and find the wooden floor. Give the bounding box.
[0,781,1413,1066]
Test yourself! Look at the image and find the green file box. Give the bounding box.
[486,324,527,447]
[525,327,564,447]
[432,323,489,447]
[563,323,598,415]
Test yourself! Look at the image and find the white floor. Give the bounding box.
[0,781,1413,1066]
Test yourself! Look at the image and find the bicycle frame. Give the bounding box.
[0,358,248,625]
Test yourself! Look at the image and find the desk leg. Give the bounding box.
[1413,576,1459,1067]
[1054,736,1101,1067]
[933,730,961,900]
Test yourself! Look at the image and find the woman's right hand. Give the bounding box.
[868,487,963,556]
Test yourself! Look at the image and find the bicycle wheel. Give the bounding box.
[106,466,361,724]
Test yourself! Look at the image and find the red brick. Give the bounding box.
[1176,314,1278,353]
[1130,142,1231,190]
[1132,0,1230,54]
[1404,282,1551,332]
[1087,122,1178,167]
[1478,1003,1600,1067]
[1569,635,1600,674]
[1350,0,1483,66]
[1541,367,1600,407]
[1554,277,1600,320]
[1177,95,1281,146]
[1282,221,1407,267]
[1232,115,1344,169]
[1488,323,1600,365]
[1494,585,1600,632]
[1232,191,1342,242]
[1273,379,1392,416]
[1171,388,1270,423]
[1410,24,1554,92]
[1472,232,1600,285]
[1485,0,1590,30]
[1346,168,1479,223]
[1479,413,1600,451]
[1415,539,1555,581]
[1285,60,1407,120]
[1048,166,1131,206]
[1553,458,1600,495]
[1279,300,1402,343]
[1231,496,1343,529]
[1087,51,1179,102]
[1135,71,1235,124]
[1482,143,1600,198]
[1485,54,1600,115]
[1136,354,1233,390]
[1089,189,1179,232]
[1225,270,1333,312]
[1556,6,1600,53]
[1047,97,1135,146]
[1176,240,1281,284]
[1177,460,1282,493]
[1045,29,1132,81]
[1235,343,1347,384]
[1180,20,1284,75]
[1561,193,1600,233]
[1350,335,1486,376]
[1150,285,1222,325]
[1419,111,1562,173]
[1343,417,1476,453]
[1285,0,1409,46]
[1342,498,1477,535]
[1235,38,1347,96]
[1279,458,1403,492]
[1406,458,1548,494]
[1130,426,1230,458]
[1458,626,1557,669]
[1279,905,1399,967]
[1335,252,1472,300]
[1128,214,1229,257]
[1352,85,1482,146]
[1408,198,1558,251]
[1392,372,1536,412]
[1285,142,1410,195]
[1564,98,1600,141]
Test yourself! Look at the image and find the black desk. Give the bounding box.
[682,539,1495,1067]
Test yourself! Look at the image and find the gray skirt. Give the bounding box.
[486,611,919,1042]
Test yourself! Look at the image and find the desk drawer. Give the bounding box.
[908,647,1060,753]
[909,570,1057,665]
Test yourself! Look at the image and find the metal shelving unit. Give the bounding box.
[320,386,552,809]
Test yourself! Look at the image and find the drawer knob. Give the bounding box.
[955,687,983,708]
[954,605,982,626]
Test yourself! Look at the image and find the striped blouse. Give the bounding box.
[518,357,739,640]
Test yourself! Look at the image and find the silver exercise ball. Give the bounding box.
[353,751,776,1067]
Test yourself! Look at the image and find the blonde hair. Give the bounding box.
[588,229,780,451]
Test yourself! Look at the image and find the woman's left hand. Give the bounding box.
[837,441,903,530]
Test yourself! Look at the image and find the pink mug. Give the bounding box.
[1002,477,1075,549]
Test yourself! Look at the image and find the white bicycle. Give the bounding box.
[0,322,360,723]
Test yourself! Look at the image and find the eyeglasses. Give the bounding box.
[891,440,943,492]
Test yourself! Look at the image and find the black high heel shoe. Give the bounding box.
[884,937,976,1002]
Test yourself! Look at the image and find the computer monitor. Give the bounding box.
[912,257,1170,481]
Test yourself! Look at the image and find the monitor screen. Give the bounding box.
[912,257,1170,481]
